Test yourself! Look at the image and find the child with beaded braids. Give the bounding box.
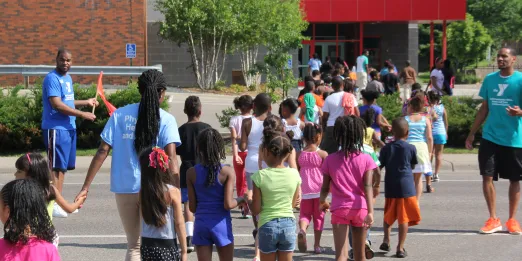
[251,129,301,261]
[320,116,376,261]
[297,123,328,254]
[187,128,245,261]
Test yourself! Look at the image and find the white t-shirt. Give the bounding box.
[229,115,250,139]
[323,91,345,127]
[356,55,368,73]
[430,69,445,95]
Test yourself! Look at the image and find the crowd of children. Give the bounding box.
[1,73,451,261]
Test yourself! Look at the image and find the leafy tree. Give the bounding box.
[468,0,522,45]
[447,14,493,71]
[232,0,307,90]
[156,0,237,90]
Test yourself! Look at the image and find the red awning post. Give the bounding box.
[430,22,434,69]
[442,20,447,60]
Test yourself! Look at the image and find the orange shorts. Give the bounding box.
[384,197,421,226]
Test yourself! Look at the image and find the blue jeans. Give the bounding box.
[348,226,371,247]
[258,218,296,253]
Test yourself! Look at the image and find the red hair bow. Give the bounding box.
[149,147,169,172]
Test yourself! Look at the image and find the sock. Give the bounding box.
[185,221,194,237]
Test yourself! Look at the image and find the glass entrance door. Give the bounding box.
[298,42,345,79]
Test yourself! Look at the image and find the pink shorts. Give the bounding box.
[299,198,325,231]
[331,208,368,227]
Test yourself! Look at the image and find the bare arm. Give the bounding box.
[319,175,331,204]
[50,97,92,119]
[363,169,374,223]
[186,167,197,214]
[54,185,85,213]
[230,127,239,158]
[169,188,187,258]
[77,141,111,201]
[354,106,360,117]
[396,83,401,93]
[377,114,391,130]
[223,166,242,210]
[443,108,449,134]
[372,132,385,148]
[165,143,180,188]
[292,185,301,208]
[466,101,488,149]
[239,118,251,152]
[425,118,434,154]
[322,112,330,130]
[287,149,298,169]
[251,184,262,216]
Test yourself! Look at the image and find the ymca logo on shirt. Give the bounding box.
[496,84,509,96]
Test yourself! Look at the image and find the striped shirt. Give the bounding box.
[406,115,427,143]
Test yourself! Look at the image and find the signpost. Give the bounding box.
[126,43,136,66]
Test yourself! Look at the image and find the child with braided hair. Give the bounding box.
[320,116,376,261]
[296,123,328,254]
[186,128,245,261]
[250,129,301,261]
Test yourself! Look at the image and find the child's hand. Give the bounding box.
[76,195,87,206]
[234,156,244,166]
[364,213,374,228]
[319,201,330,212]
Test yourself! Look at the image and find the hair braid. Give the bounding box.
[134,70,167,153]
[197,128,226,187]
[334,116,365,156]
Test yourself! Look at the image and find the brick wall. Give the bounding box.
[0,0,146,85]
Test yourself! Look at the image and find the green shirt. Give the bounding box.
[251,167,301,228]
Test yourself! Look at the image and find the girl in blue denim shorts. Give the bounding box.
[250,128,302,260]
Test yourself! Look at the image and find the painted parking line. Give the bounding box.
[59,232,519,239]
[0,182,110,186]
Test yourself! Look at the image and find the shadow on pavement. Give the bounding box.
[60,243,127,250]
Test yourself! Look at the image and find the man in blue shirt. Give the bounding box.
[42,48,98,218]
[308,53,322,76]
[466,47,522,235]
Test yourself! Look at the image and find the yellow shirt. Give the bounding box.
[364,127,374,147]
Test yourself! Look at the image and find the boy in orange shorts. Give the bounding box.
[378,117,421,258]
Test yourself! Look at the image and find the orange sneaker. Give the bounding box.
[506,219,522,235]
[479,218,502,234]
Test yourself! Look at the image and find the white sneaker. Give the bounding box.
[72,209,79,214]
[52,203,68,218]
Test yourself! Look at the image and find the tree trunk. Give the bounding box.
[239,47,261,89]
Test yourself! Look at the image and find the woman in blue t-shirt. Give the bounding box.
[75,70,184,261]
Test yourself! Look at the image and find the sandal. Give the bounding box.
[365,242,375,259]
[314,246,322,254]
[426,184,435,193]
[297,231,307,252]
[379,242,391,252]
[396,249,408,258]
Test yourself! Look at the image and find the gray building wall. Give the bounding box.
[363,22,418,73]
[148,19,418,87]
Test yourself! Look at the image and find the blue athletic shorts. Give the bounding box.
[258,217,296,253]
[181,188,189,203]
[193,215,234,247]
[44,129,77,173]
[433,134,447,145]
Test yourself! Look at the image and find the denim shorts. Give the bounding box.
[258,217,296,253]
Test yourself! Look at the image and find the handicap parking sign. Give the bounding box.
[126,43,136,58]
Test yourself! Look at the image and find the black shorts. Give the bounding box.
[479,139,522,181]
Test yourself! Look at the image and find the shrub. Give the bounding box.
[0,81,169,152]
[456,72,481,84]
[377,93,481,147]
[215,107,240,129]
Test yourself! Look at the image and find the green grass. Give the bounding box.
[418,72,431,84]
[444,147,477,154]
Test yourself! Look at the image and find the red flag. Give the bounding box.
[96,72,117,116]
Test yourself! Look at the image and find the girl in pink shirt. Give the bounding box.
[0,179,60,261]
[297,123,328,254]
[320,116,376,261]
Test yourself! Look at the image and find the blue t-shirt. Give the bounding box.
[359,104,383,133]
[379,140,418,198]
[308,58,322,71]
[101,103,181,193]
[41,70,76,130]
[479,71,522,148]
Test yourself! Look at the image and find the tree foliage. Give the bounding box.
[156,0,236,89]
[468,0,522,45]
[447,14,493,71]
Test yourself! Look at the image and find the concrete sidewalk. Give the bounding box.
[0,154,478,172]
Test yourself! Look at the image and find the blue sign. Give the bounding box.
[287,58,293,69]
[126,43,136,59]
